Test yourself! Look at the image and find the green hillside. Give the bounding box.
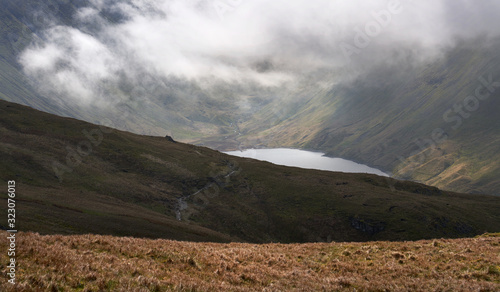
[1,100,499,243]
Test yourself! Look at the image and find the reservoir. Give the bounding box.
[224,148,388,176]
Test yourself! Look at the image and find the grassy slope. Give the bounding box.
[0,231,498,291]
[1,100,500,243]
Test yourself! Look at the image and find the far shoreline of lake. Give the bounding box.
[224,148,389,177]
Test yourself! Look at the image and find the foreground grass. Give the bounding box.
[0,232,498,291]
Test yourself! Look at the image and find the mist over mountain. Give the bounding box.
[17,0,500,106]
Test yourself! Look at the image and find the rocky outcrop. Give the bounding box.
[165,135,176,142]
[350,217,386,235]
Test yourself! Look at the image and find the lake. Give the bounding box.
[224,148,388,176]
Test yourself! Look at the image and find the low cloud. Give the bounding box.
[19,0,500,106]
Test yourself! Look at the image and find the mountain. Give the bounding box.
[1,231,499,291]
[1,99,500,243]
[1,0,499,197]
[198,38,500,196]
[0,0,278,140]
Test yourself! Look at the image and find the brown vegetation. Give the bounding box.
[0,231,498,291]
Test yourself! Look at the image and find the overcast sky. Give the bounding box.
[19,0,500,105]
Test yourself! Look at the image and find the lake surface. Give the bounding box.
[224,148,388,176]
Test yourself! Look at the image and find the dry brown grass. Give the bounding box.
[0,232,499,291]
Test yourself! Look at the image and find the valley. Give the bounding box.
[194,39,500,195]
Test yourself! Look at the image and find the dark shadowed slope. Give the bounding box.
[1,100,499,243]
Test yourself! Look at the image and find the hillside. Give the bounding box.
[1,100,500,243]
[210,37,500,195]
[0,231,498,291]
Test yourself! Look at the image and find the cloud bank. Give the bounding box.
[19,0,500,106]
